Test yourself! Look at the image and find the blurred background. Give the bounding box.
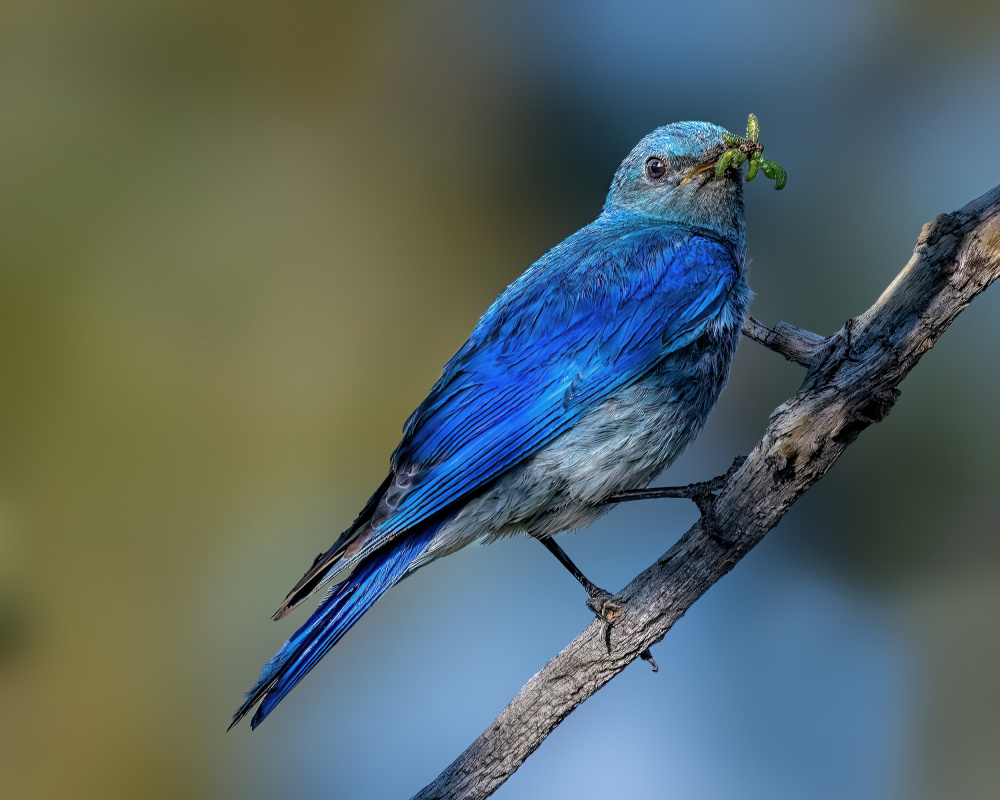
[1,0,999,798]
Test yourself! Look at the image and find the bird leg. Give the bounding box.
[536,536,658,672]
[602,455,746,543]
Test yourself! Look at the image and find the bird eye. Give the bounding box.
[645,157,666,180]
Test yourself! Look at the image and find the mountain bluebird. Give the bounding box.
[232,120,756,730]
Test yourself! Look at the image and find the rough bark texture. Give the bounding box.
[411,184,1000,800]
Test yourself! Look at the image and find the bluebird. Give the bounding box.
[231,120,762,730]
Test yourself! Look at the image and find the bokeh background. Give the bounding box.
[1,1,999,798]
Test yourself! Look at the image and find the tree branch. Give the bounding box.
[740,315,826,366]
[412,184,1000,800]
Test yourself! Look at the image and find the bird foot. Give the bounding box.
[536,537,657,671]
[585,589,622,623]
[584,589,657,670]
[691,490,728,545]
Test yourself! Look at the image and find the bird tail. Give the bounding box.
[229,522,440,730]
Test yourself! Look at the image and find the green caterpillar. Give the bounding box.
[716,113,786,190]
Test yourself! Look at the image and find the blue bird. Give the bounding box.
[231,120,755,730]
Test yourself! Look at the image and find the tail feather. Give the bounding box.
[229,523,439,730]
[272,472,395,621]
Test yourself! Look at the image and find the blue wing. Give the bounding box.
[374,221,740,539]
[271,219,740,619]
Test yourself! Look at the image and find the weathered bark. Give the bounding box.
[412,184,1000,800]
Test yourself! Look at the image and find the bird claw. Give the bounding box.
[537,538,653,665]
[584,590,658,671]
[585,589,623,653]
[702,455,747,542]
[690,455,745,544]
[586,589,622,624]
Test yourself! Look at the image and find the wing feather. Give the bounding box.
[368,222,740,545]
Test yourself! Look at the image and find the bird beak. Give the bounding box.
[679,159,720,185]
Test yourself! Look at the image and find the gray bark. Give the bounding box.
[412,184,1000,800]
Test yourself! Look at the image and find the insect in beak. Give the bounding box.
[715,114,787,190]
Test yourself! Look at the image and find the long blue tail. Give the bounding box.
[230,523,439,730]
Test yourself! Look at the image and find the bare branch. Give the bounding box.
[741,315,826,366]
[412,185,1000,800]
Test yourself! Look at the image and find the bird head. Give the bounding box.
[604,121,746,251]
